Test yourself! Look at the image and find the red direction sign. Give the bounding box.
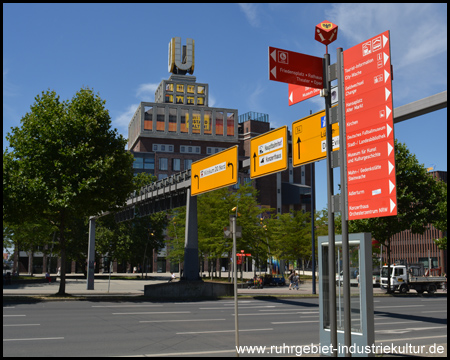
[343,30,397,220]
[288,84,320,106]
[269,47,323,89]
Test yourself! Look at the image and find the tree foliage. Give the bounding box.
[348,140,447,290]
[3,88,135,294]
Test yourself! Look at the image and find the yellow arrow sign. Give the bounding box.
[191,146,238,196]
[250,126,288,179]
[292,109,339,167]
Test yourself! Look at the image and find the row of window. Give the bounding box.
[165,83,205,95]
[164,94,205,106]
[152,144,227,155]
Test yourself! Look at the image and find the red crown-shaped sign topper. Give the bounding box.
[315,20,338,46]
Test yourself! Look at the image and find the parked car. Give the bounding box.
[263,274,286,286]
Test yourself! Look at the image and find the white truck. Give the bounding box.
[381,263,446,294]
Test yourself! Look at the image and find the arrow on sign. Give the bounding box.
[297,137,301,159]
[253,153,257,172]
[390,199,396,212]
[389,179,395,194]
[271,66,277,79]
[194,174,199,189]
[227,162,234,179]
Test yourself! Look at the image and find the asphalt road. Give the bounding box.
[3,296,447,357]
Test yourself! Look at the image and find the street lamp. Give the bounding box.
[230,206,239,356]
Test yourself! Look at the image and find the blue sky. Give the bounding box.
[3,3,447,212]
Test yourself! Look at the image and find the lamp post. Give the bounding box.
[230,206,239,356]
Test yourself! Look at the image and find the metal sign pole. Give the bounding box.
[231,213,239,356]
[324,53,337,356]
[337,47,352,356]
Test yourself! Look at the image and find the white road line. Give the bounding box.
[259,310,319,313]
[92,305,163,308]
[3,324,40,327]
[140,319,226,323]
[3,315,26,317]
[375,335,447,343]
[271,320,318,324]
[422,310,447,313]
[176,328,273,335]
[113,311,190,315]
[117,349,236,357]
[231,312,307,316]
[199,305,276,310]
[375,326,446,333]
[3,337,64,342]
[375,305,425,309]
[375,321,424,326]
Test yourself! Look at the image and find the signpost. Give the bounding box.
[190,146,238,196]
[343,30,397,220]
[289,84,321,105]
[269,47,323,89]
[250,126,288,179]
[292,109,339,167]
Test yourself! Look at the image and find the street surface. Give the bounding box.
[3,295,446,357]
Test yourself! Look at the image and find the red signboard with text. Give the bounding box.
[288,84,321,106]
[344,30,397,220]
[269,47,323,89]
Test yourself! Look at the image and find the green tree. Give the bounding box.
[348,140,446,292]
[95,172,167,276]
[3,88,134,295]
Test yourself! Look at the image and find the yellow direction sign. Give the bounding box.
[292,109,339,167]
[250,126,288,179]
[191,146,238,196]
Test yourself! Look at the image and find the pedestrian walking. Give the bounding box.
[288,270,295,290]
[293,273,299,290]
[168,272,176,282]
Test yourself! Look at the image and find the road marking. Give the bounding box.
[374,335,447,343]
[232,312,308,316]
[271,320,318,324]
[200,305,276,310]
[376,326,446,334]
[92,305,163,308]
[375,305,425,308]
[3,337,64,342]
[118,349,235,357]
[176,328,273,335]
[140,319,226,323]
[3,324,40,327]
[113,311,190,315]
[3,315,26,317]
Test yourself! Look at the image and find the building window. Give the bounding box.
[180,146,185,152]
[166,83,173,92]
[153,144,158,151]
[198,86,205,94]
[180,109,188,133]
[184,159,192,170]
[144,106,153,131]
[144,157,154,170]
[159,158,168,171]
[176,84,184,93]
[216,112,224,135]
[168,108,177,132]
[197,97,204,105]
[172,158,181,172]
[187,96,195,105]
[156,107,165,132]
[192,110,201,134]
[227,112,235,136]
[133,157,143,169]
[204,110,212,135]
[187,85,195,94]
[158,174,168,180]
[176,95,184,104]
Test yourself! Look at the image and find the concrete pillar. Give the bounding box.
[183,188,200,281]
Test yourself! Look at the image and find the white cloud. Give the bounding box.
[112,103,139,131]
[136,82,159,101]
[238,3,260,28]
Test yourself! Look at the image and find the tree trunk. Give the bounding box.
[57,216,66,296]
